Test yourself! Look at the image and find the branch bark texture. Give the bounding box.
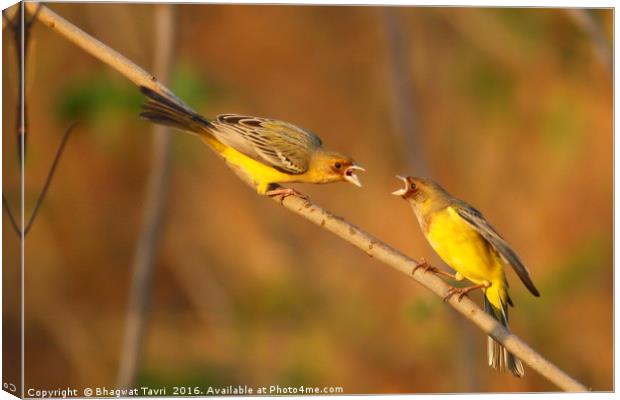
[26,3,588,392]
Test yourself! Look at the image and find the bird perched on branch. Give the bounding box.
[138,86,364,196]
[393,176,540,377]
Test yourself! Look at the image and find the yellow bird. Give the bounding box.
[139,87,364,196]
[393,176,540,377]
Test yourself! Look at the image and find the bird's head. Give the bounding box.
[313,152,365,187]
[392,176,447,207]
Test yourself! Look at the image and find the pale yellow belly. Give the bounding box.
[425,207,504,285]
[200,135,300,194]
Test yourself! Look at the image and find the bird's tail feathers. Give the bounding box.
[139,86,214,135]
[484,293,524,377]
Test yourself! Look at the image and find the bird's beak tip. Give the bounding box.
[392,175,409,196]
[345,173,363,187]
[344,165,365,188]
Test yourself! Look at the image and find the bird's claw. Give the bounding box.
[266,187,308,203]
[412,258,437,275]
[443,287,469,303]
[442,283,487,302]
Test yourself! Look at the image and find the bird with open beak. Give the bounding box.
[393,175,540,377]
[139,86,365,196]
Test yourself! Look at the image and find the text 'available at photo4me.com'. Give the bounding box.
[24,384,346,398]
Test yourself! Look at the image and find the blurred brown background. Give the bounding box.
[3,4,612,393]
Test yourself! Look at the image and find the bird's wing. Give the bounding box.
[209,114,322,174]
[454,202,540,297]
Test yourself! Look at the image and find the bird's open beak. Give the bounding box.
[344,165,365,187]
[392,175,409,196]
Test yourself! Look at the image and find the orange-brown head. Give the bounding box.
[392,176,452,211]
[392,175,454,231]
[309,151,365,187]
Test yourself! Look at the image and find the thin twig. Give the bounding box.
[13,2,26,165]
[7,2,40,165]
[2,5,75,238]
[116,4,176,390]
[26,3,589,392]
[3,194,21,237]
[23,121,78,236]
[2,121,78,237]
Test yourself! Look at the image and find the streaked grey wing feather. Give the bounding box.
[455,202,540,297]
[209,114,321,174]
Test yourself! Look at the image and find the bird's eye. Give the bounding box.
[334,162,342,169]
[409,182,417,191]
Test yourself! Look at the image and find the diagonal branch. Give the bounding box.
[271,193,587,391]
[25,3,588,392]
[24,2,189,112]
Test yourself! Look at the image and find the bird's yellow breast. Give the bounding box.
[425,206,504,285]
[200,135,303,194]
